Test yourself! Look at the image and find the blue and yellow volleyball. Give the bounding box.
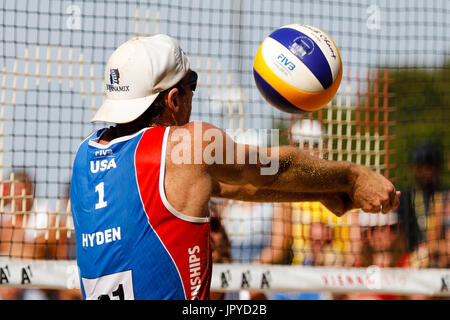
[253,24,342,113]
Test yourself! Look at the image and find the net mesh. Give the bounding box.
[0,0,449,299]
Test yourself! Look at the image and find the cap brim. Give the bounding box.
[91,93,160,124]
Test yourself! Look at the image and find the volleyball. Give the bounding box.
[253,24,342,113]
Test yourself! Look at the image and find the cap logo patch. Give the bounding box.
[109,68,120,84]
[106,68,130,92]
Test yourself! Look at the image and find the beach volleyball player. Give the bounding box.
[70,34,400,300]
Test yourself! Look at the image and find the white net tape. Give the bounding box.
[0,258,449,297]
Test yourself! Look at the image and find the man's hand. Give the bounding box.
[349,165,401,214]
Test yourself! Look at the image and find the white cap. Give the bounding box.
[92,34,190,124]
[358,211,398,227]
[291,119,324,144]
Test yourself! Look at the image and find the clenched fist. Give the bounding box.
[349,165,400,214]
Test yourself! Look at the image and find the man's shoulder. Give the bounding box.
[168,121,227,142]
[173,121,221,131]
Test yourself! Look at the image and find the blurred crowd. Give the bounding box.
[210,135,449,300]
[0,172,81,300]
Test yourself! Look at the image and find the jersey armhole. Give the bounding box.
[159,127,210,224]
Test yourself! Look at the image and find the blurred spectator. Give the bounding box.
[0,171,34,258]
[359,211,408,268]
[0,171,47,299]
[396,142,449,268]
[310,220,336,266]
[39,183,77,260]
[0,174,81,300]
[338,211,409,300]
[291,202,343,267]
[273,202,337,300]
[221,201,273,264]
[343,214,364,268]
[210,201,232,265]
[33,183,81,300]
[209,201,236,300]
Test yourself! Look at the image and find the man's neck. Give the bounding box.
[98,125,146,144]
[97,113,177,144]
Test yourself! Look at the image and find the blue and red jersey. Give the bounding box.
[70,126,211,300]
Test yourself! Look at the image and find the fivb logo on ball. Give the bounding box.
[276,36,315,72]
[290,36,315,59]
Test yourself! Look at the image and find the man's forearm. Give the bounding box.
[215,182,335,203]
[252,146,356,194]
[211,136,399,214]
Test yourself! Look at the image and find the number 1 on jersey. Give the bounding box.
[95,182,108,209]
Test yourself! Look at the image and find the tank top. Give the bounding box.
[70,126,211,300]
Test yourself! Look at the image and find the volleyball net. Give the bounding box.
[0,0,449,298]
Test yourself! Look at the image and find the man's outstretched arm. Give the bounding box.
[194,122,400,214]
[212,181,361,217]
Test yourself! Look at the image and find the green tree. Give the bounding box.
[387,61,450,188]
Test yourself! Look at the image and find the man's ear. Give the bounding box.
[165,87,180,111]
